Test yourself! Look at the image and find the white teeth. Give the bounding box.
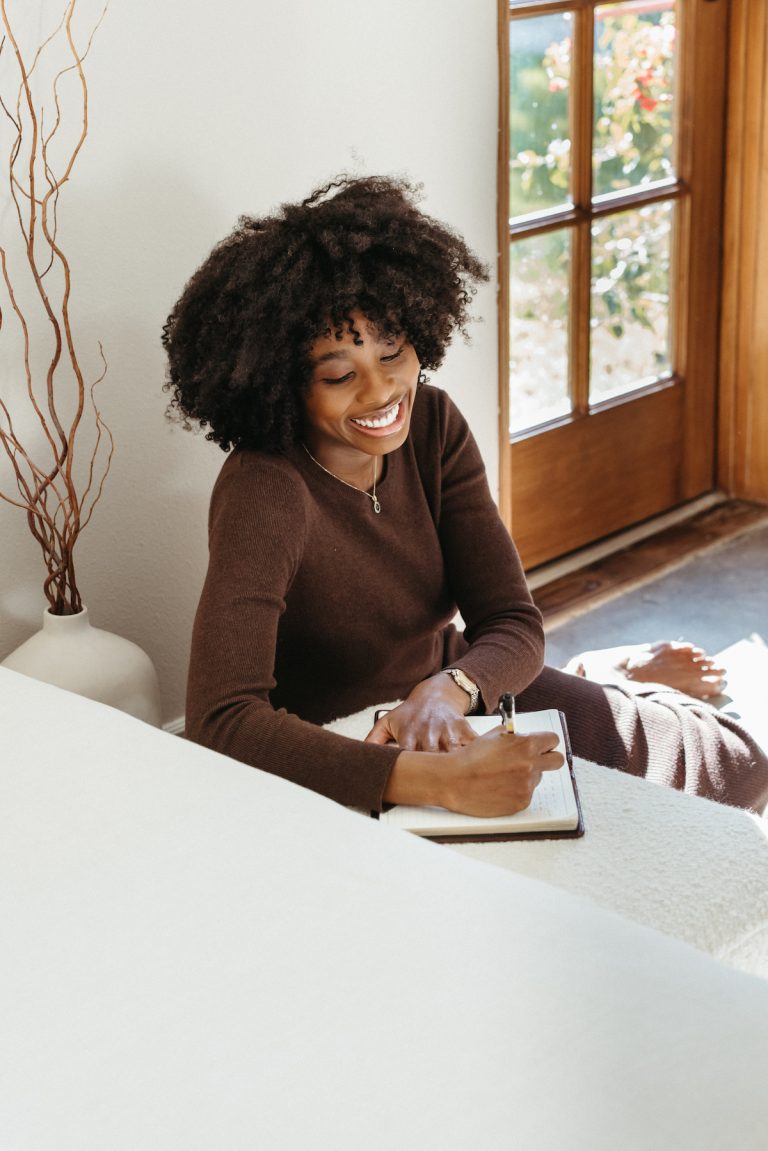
[352,401,400,430]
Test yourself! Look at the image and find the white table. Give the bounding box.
[3,667,768,1150]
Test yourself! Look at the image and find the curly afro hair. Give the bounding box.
[162,175,489,453]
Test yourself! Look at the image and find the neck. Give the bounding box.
[304,443,382,491]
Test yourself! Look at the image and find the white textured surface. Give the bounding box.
[4,665,768,1150]
[329,697,768,978]
[454,760,768,978]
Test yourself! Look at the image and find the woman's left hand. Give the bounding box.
[364,674,478,751]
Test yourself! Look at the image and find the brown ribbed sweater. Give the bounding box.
[187,385,768,813]
[186,386,545,810]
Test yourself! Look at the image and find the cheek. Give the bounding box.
[304,389,343,428]
[302,394,321,430]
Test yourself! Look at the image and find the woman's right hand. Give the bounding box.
[383,727,564,817]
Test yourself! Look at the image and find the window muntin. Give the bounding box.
[507,0,679,433]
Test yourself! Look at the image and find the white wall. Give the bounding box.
[0,0,499,725]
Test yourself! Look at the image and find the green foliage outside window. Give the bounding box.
[510,8,675,352]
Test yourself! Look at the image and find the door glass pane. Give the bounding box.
[593,0,677,198]
[590,201,673,404]
[510,228,572,433]
[509,12,573,218]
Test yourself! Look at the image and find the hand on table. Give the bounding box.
[364,673,477,751]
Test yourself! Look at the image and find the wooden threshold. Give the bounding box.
[530,499,768,630]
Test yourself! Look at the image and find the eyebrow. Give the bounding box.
[311,335,403,368]
[311,349,352,367]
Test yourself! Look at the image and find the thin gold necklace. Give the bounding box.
[302,444,381,514]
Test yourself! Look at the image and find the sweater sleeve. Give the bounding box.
[185,457,399,810]
[431,393,545,710]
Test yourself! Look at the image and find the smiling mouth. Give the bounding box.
[350,400,402,430]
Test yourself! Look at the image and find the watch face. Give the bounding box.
[448,669,477,699]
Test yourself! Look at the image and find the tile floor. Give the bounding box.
[542,522,768,669]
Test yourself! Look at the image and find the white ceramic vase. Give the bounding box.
[1,606,162,726]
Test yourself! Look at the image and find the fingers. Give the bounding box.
[647,641,726,675]
[649,640,703,655]
[523,743,565,773]
[363,716,396,745]
[501,731,565,778]
[480,728,564,773]
[503,728,562,758]
[539,749,565,772]
[365,711,477,751]
[401,720,477,752]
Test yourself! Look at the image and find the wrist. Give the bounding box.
[384,748,456,808]
[405,672,470,716]
[441,667,480,715]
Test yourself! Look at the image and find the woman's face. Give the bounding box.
[303,312,420,473]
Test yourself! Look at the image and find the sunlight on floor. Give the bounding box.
[714,634,767,736]
[713,634,768,820]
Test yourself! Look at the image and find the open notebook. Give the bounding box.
[375,709,583,841]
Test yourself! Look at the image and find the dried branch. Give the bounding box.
[0,0,110,615]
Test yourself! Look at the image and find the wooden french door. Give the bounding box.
[499,0,729,569]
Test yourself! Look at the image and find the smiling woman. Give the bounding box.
[162,175,768,817]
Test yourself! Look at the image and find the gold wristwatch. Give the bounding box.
[443,667,480,715]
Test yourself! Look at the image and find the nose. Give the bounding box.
[356,362,397,408]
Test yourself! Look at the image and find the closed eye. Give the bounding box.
[322,372,354,385]
[381,345,405,363]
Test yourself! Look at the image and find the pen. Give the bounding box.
[499,692,516,734]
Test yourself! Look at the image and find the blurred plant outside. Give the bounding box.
[509,4,676,431]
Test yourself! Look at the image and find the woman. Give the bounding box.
[163,175,768,814]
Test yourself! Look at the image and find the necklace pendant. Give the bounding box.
[372,496,381,514]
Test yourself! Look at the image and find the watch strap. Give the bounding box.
[443,667,480,715]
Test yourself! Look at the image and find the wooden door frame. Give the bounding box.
[498,0,512,527]
[719,0,768,502]
[497,0,741,562]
